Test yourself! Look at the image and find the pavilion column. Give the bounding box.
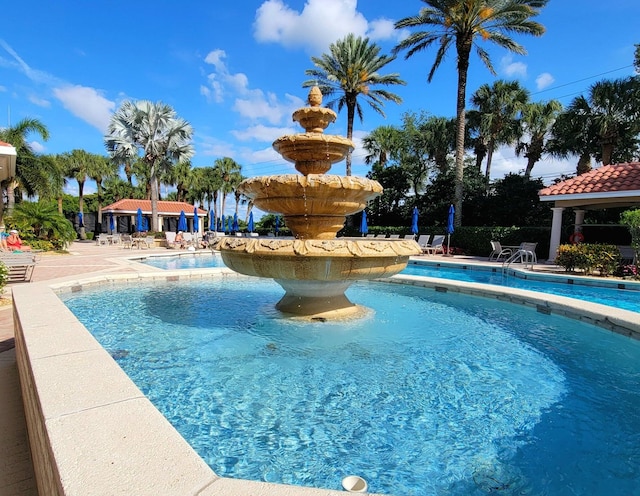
[573,209,585,232]
[548,206,565,263]
[158,215,164,232]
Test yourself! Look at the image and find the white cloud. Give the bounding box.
[500,55,527,79]
[53,85,115,132]
[28,94,50,107]
[29,140,45,153]
[253,0,394,53]
[231,124,296,142]
[535,72,555,90]
[202,49,251,104]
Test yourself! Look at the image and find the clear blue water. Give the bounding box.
[142,254,640,313]
[62,278,640,495]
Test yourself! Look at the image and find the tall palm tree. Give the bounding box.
[394,0,548,225]
[419,115,457,174]
[88,155,118,231]
[362,125,401,168]
[303,33,406,176]
[213,157,242,219]
[515,99,562,178]
[470,80,529,186]
[59,150,106,239]
[105,100,194,231]
[0,117,50,219]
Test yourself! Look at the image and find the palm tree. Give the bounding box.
[88,155,118,232]
[0,117,50,219]
[548,77,640,172]
[105,100,194,231]
[213,157,242,219]
[394,0,548,225]
[362,125,401,168]
[419,115,457,174]
[515,99,562,178]
[9,201,76,249]
[470,80,529,186]
[303,33,406,176]
[59,150,106,239]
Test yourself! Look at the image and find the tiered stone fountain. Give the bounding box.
[214,87,421,319]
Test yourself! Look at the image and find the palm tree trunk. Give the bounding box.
[78,180,86,240]
[453,39,471,227]
[577,153,592,175]
[6,180,18,216]
[485,141,495,193]
[150,167,160,232]
[346,98,356,176]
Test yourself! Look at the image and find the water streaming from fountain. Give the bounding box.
[213,87,421,319]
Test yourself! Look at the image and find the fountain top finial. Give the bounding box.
[308,86,322,107]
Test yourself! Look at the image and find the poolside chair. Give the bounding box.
[388,234,400,239]
[424,235,445,255]
[121,234,133,250]
[144,236,155,249]
[416,234,431,251]
[165,231,177,249]
[488,241,513,261]
[505,242,537,265]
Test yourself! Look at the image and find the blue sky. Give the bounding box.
[1,0,638,209]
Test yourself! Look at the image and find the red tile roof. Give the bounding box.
[539,162,640,198]
[102,199,207,216]
[0,141,14,147]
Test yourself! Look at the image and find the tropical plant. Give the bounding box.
[0,117,50,219]
[105,100,194,231]
[6,201,76,250]
[303,33,405,176]
[362,125,402,168]
[620,208,640,264]
[550,77,640,168]
[516,99,563,178]
[394,0,548,225]
[213,157,242,220]
[470,80,529,186]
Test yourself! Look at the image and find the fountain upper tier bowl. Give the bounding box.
[238,174,383,239]
[272,133,354,175]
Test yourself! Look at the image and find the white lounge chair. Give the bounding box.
[424,235,445,255]
[416,234,431,251]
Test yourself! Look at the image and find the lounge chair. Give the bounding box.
[416,234,431,251]
[0,252,37,282]
[488,241,513,261]
[121,234,133,249]
[424,235,445,255]
[505,242,537,264]
[165,231,177,249]
[388,234,400,239]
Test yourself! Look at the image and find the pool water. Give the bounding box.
[141,254,640,313]
[62,278,640,495]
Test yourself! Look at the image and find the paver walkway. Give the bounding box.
[0,240,172,496]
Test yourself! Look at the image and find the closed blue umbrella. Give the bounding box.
[136,208,144,232]
[411,207,419,236]
[142,216,149,232]
[77,212,84,228]
[221,215,226,233]
[209,210,215,231]
[193,207,199,233]
[177,210,187,232]
[233,213,238,232]
[446,204,455,255]
[227,216,233,234]
[275,215,280,235]
[109,213,115,234]
[248,211,254,233]
[360,210,368,236]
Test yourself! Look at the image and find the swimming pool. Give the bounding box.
[62,277,640,495]
[140,253,640,313]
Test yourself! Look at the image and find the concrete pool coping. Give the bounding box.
[11,262,640,495]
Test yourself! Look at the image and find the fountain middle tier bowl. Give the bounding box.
[238,174,383,239]
[272,133,354,175]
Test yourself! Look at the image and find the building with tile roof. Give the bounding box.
[102,199,208,233]
[539,162,640,260]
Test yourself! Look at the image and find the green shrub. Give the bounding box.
[0,262,8,292]
[555,243,621,275]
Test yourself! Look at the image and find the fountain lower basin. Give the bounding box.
[215,237,421,318]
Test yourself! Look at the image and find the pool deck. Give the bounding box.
[0,241,632,495]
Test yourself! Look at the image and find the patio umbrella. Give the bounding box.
[446,204,455,255]
[193,207,199,233]
[221,215,226,233]
[360,210,368,236]
[411,207,419,237]
[233,213,239,232]
[275,215,280,236]
[209,210,215,231]
[142,216,149,232]
[136,208,144,232]
[109,213,115,234]
[177,210,187,232]
[248,211,254,233]
[77,212,84,228]
[227,216,233,234]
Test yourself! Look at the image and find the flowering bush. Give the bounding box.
[555,243,620,276]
